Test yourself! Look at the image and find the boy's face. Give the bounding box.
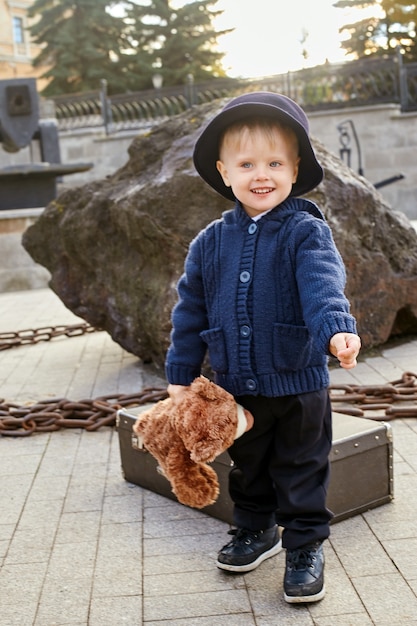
[216,123,300,218]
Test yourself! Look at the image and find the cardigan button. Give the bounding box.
[240,325,251,338]
[248,223,257,234]
[245,379,257,391]
[240,271,251,283]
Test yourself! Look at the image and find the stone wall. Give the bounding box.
[308,104,417,220]
[0,209,50,292]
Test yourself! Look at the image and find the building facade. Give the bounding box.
[0,0,47,89]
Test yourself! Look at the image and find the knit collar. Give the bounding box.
[223,198,325,226]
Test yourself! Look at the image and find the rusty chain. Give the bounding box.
[0,323,98,351]
[0,322,168,436]
[1,373,415,437]
[1,323,416,436]
[0,389,168,437]
[329,371,417,421]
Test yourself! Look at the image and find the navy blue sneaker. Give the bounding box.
[216,525,282,572]
[284,541,325,603]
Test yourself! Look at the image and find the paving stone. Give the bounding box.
[256,610,314,625]
[101,493,143,524]
[26,473,71,502]
[0,453,43,477]
[17,498,65,531]
[304,565,364,619]
[89,595,142,626]
[0,602,38,626]
[144,588,251,621]
[41,541,96,596]
[145,552,220,576]
[92,554,142,597]
[143,530,226,560]
[144,509,226,539]
[34,598,90,625]
[96,521,142,557]
[329,519,398,578]
[54,511,102,544]
[351,571,417,625]
[1,289,417,625]
[4,525,55,565]
[311,615,374,626]
[382,537,417,581]
[145,616,256,626]
[0,562,47,606]
[144,568,245,596]
[63,480,105,514]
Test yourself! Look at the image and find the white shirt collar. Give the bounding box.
[251,208,274,222]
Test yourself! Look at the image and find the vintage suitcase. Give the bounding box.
[117,407,393,524]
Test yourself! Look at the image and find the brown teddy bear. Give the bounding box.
[133,376,252,509]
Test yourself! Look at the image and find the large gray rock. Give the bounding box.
[23,101,417,369]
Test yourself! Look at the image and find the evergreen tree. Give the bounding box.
[382,0,417,59]
[28,0,129,95]
[334,0,417,61]
[124,0,231,90]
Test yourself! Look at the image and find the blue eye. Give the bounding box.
[242,162,252,168]
[270,161,280,167]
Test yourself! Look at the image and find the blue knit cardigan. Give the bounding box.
[165,197,357,397]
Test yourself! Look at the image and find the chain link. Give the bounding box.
[1,373,415,437]
[329,371,417,420]
[0,323,98,351]
[0,322,168,436]
[0,389,168,437]
[1,323,416,435]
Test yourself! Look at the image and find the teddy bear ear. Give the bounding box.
[191,376,229,402]
[190,376,214,399]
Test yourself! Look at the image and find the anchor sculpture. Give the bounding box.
[0,78,92,210]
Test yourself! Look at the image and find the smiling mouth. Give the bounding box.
[251,188,274,194]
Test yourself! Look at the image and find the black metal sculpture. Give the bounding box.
[0,78,92,210]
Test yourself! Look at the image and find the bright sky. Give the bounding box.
[212,0,380,78]
[116,0,382,78]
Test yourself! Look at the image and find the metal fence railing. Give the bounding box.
[50,56,417,134]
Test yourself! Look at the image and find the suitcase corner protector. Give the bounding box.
[384,421,394,442]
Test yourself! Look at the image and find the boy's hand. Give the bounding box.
[329,333,361,369]
[243,408,254,432]
[167,384,190,405]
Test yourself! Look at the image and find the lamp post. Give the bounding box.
[100,78,112,135]
[186,73,195,108]
[337,119,364,176]
[152,73,163,91]
[152,73,164,117]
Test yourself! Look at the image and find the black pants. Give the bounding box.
[229,389,333,550]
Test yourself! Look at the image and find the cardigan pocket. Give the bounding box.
[272,323,313,371]
[200,327,228,373]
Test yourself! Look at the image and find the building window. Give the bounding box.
[13,16,25,45]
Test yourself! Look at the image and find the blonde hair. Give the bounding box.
[219,117,299,160]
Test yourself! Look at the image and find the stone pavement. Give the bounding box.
[0,288,417,626]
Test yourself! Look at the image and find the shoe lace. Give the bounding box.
[287,544,319,570]
[226,527,260,546]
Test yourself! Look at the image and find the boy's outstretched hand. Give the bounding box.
[329,333,361,369]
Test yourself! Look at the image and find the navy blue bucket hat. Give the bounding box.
[193,91,323,201]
